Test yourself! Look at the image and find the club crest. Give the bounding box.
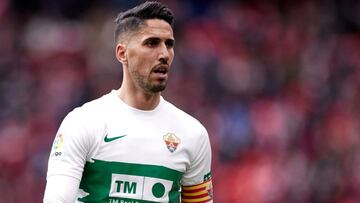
[163,133,180,153]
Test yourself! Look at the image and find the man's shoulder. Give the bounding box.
[68,91,113,119]
[163,100,206,132]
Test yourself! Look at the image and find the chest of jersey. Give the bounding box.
[93,115,190,173]
[78,112,189,203]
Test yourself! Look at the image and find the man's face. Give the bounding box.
[125,19,175,94]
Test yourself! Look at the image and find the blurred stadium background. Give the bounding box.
[0,0,360,202]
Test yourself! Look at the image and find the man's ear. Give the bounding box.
[116,43,127,65]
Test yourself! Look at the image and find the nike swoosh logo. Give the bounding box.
[104,134,127,142]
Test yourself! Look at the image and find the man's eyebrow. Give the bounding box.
[143,37,175,42]
[166,38,175,43]
[143,37,160,41]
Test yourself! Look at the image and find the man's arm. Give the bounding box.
[43,110,92,203]
[44,175,80,203]
[181,126,213,203]
[182,180,213,203]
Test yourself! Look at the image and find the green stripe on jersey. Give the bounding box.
[78,159,183,203]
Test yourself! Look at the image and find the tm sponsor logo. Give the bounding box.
[109,199,139,203]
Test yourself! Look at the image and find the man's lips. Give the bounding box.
[152,65,169,75]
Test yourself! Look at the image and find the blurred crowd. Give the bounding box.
[0,0,360,202]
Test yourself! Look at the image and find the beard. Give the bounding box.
[131,70,167,94]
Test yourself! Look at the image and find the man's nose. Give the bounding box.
[158,43,170,63]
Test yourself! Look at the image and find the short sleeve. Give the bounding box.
[181,127,213,203]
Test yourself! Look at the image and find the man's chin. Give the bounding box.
[145,82,167,93]
[149,84,166,93]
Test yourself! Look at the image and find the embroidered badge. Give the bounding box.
[163,133,180,153]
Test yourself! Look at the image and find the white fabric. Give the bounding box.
[44,90,212,202]
[44,175,80,203]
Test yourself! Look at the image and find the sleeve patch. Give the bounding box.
[50,133,64,159]
[181,179,213,203]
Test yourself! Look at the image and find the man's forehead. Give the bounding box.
[136,19,174,39]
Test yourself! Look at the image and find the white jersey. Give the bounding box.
[45,90,213,203]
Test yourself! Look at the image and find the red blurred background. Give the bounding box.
[0,0,360,202]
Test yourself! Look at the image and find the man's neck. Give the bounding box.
[117,86,161,111]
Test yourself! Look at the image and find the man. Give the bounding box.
[43,1,213,203]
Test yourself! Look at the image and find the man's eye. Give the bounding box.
[145,39,159,47]
[165,40,175,48]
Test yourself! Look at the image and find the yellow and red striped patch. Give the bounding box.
[181,179,213,203]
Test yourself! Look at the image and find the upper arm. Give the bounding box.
[181,127,213,203]
[44,110,96,202]
[46,110,90,179]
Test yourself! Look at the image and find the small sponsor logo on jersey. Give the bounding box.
[163,133,180,153]
[104,134,127,143]
[203,172,212,181]
[52,133,64,157]
[109,174,173,202]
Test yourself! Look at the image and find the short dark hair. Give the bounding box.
[114,1,174,42]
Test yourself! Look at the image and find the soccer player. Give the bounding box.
[43,1,213,203]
